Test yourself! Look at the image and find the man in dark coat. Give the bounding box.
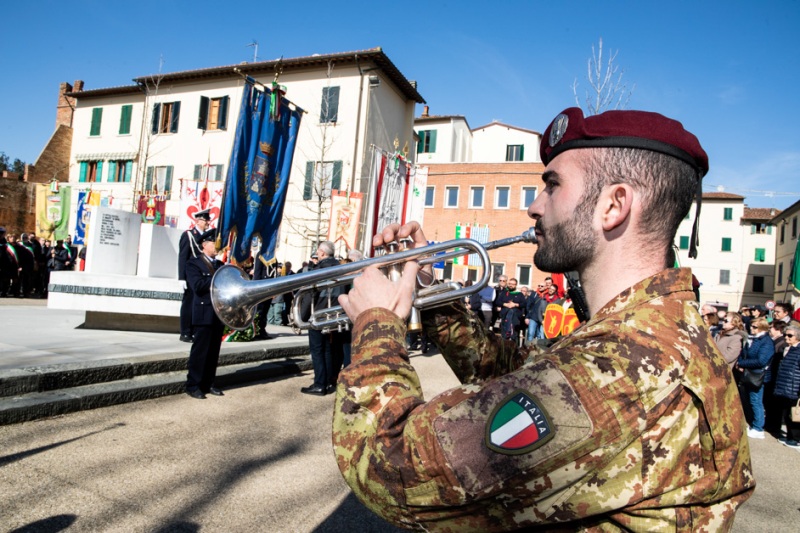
[14,233,36,298]
[184,229,225,399]
[0,227,14,297]
[301,241,344,395]
[177,209,210,342]
[252,249,277,340]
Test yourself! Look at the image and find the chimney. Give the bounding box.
[56,80,82,129]
[421,105,429,117]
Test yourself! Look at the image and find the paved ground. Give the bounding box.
[1,299,799,531]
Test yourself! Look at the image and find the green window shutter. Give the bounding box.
[320,86,340,123]
[107,161,116,182]
[165,166,173,197]
[331,161,343,190]
[520,145,524,161]
[198,96,209,130]
[194,165,201,180]
[679,236,689,250]
[767,225,772,235]
[304,161,314,200]
[724,208,732,220]
[215,164,224,180]
[119,105,132,134]
[417,131,424,154]
[751,224,756,234]
[124,161,133,182]
[721,238,732,252]
[79,161,87,182]
[90,108,102,136]
[755,248,765,262]
[429,130,437,152]
[95,161,103,183]
[151,103,161,134]
[145,167,154,191]
[219,96,229,130]
[170,102,181,133]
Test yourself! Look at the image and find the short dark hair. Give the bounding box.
[775,302,794,315]
[770,320,787,334]
[582,147,697,250]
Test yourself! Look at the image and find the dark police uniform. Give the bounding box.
[185,230,224,397]
[178,210,209,341]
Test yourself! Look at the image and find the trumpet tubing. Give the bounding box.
[211,227,537,331]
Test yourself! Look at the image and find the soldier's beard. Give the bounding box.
[533,191,597,273]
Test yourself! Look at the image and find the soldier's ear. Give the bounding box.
[599,183,633,233]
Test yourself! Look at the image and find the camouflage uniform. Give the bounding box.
[333,268,754,531]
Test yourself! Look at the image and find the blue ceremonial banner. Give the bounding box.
[74,191,88,245]
[220,82,303,263]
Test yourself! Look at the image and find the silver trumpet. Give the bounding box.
[211,227,537,332]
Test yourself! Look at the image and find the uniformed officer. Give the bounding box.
[178,209,210,342]
[333,108,754,530]
[184,228,224,399]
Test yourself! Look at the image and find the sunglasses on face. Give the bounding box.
[786,334,796,338]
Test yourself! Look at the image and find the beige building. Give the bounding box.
[675,192,780,310]
[770,199,800,310]
[62,48,424,269]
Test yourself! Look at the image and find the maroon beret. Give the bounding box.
[540,107,708,177]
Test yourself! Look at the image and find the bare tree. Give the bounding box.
[133,56,168,212]
[572,38,635,116]
[283,59,344,255]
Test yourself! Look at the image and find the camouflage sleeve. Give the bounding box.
[422,302,528,384]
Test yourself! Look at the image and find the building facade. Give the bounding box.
[62,48,424,269]
[770,199,800,310]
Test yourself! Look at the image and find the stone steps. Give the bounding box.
[0,344,311,425]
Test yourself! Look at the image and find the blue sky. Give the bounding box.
[2,0,798,209]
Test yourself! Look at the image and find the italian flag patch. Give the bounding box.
[486,390,554,455]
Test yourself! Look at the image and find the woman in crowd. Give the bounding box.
[736,317,776,439]
[772,325,800,448]
[715,311,747,369]
[703,308,722,338]
[766,320,788,434]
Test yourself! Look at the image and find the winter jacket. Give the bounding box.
[773,345,800,400]
[737,333,776,383]
[715,329,746,369]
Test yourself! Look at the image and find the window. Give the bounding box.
[751,223,771,235]
[303,161,343,200]
[723,207,733,220]
[469,186,484,208]
[495,186,510,209]
[320,86,339,123]
[719,270,730,285]
[754,248,766,262]
[491,263,505,283]
[90,108,103,136]
[152,102,181,134]
[466,269,478,283]
[679,236,690,250]
[118,105,132,135]
[108,160,133,183]
[417,130,437,153]
[442,262,453,280]
[198,96,229,131]
[520,186,536,209]
[78,161,102,182]
[193,164,224,181]
[424,186,435,207]
[780,223,785,244]
[145,166,174,199]
[444,186,459,208]
[778,263,783,286]
[793,216,798,239]
[506,144,524,161]
[518,264,532,286]
[753,276,764,293]
[721,238,732,252]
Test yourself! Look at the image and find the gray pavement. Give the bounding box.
[1,299,799,531]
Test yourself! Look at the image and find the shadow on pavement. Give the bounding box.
[312,492,405,533]
[0,423,126,467]
[9,514,77,533]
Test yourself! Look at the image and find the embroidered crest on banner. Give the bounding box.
[486,390,554,455]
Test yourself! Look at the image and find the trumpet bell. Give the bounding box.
[211,264,256,330]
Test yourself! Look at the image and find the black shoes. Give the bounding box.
[179,334,193,343]
[207,387,224,396]
[300,384,327,396]
[186,389,206,400]
[325,384,336,395]
[253,333,273,340]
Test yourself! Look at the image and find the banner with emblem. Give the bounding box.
[543,301,579,339]
[406,165,427,226]
[180,180,223,230]
[219,80,303,263]
[137,195,166,225]
[37,185,71,241]
[328,190,363,250]
[74,191,88,245]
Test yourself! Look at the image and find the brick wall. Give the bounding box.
[27,124,73,184]
[0,178,36,235]
[421,162,549,288]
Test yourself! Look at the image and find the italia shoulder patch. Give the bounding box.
[485,390,555,455]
